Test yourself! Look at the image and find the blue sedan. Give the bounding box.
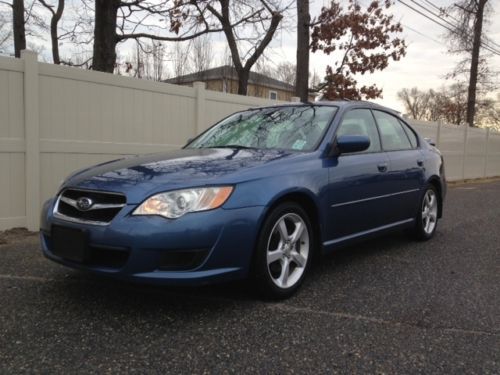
[41,101,446,299]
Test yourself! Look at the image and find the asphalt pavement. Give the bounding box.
[0,180,499,374]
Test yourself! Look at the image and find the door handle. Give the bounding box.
[377,163,388,173]
[417,159,424,167]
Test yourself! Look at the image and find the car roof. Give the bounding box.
[251,100,402,117]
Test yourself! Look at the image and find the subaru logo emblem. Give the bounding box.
[76,197,93,211]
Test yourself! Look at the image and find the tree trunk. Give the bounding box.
[13,0,26,58]
[237,68,249,95]
[50,0,65,64]
[466,0,487,127]
[295,0,310,102]
[92,0,120,72]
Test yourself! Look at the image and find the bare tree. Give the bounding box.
[252,57,275,97]
[476,95,500,131]
[219,45,233,67]
[171,41,191,82]
[38,0,64,64]
[89,0,228,73]
[397,88,432,120]
[120,40,168,81]
[190,34,213,74]
[275,62,296,86]
[149,41,167,81]
[3,0,81,60]
[0,10,12,51]
[309,69,321,90]
[398,84,477,126]
[203,0,287,95]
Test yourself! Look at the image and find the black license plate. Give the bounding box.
[51,226,89,263]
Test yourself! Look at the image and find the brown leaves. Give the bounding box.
[311,0,406,100]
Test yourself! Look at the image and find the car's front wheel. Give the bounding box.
[254,202,313,300]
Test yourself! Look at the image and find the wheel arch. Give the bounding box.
[427,176,443,218]
[259,189,324,257]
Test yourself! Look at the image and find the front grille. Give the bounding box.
[55,188,126,225]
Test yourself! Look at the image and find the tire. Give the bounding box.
[253,202,314,300]
[412,185,439,241]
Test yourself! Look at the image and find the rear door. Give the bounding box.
[372,110,425,223]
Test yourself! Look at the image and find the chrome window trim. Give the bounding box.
[331,188,420,208]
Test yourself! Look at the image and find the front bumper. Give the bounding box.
[40,198,265,285]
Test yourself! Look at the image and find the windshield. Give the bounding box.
[187,106,338,152]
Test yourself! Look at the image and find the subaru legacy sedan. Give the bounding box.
[41,101,446,299]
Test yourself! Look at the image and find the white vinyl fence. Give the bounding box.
[1,51,499,231]
[408,119,500,182]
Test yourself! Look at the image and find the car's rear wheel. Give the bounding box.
[413,185,439,240]
[254,202,313,300]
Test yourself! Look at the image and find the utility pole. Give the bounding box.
[295,0,310,103]
[466,0,487,127]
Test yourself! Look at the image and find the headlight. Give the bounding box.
[132,186,233,219]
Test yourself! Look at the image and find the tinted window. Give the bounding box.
[373,111,412,151]
[336,109,381,153]
[188,106,337,151]
[400,120,418,148]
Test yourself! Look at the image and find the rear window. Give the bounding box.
[373,111,413,151]
[400,120,419,148]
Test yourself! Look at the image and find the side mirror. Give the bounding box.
[424,138,436,147]
[333,135,371,155]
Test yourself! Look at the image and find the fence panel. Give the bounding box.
[409,120,438,141]
[37,62,200,208]
[0,57,26,229]
[486,133,500,177]
[465,127,488,179]
[0,52,499,230]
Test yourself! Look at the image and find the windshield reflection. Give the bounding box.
[187,106,338,152]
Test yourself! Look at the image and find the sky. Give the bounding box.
[264,0,500,112]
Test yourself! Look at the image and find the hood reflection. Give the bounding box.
[70,148,298,187]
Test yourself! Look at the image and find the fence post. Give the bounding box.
[22,50,41,231]
[193,81,206,135]
[483,128,490,178]
[436,120,442,147]
[462,124,468,180]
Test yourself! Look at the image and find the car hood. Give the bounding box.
[65,148,300,203]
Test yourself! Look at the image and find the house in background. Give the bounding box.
[164,65,315,102]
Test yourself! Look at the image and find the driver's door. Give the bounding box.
[323,108,393,244]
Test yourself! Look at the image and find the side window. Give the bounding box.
[373,111,412,151]
[336,109,381,153]
[399,120,418,148]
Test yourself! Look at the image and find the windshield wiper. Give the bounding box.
[205,145,255,150]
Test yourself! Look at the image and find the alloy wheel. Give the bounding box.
[266,213,310,289]
[422,189,438,235]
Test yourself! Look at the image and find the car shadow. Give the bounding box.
[49,231,416,311]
